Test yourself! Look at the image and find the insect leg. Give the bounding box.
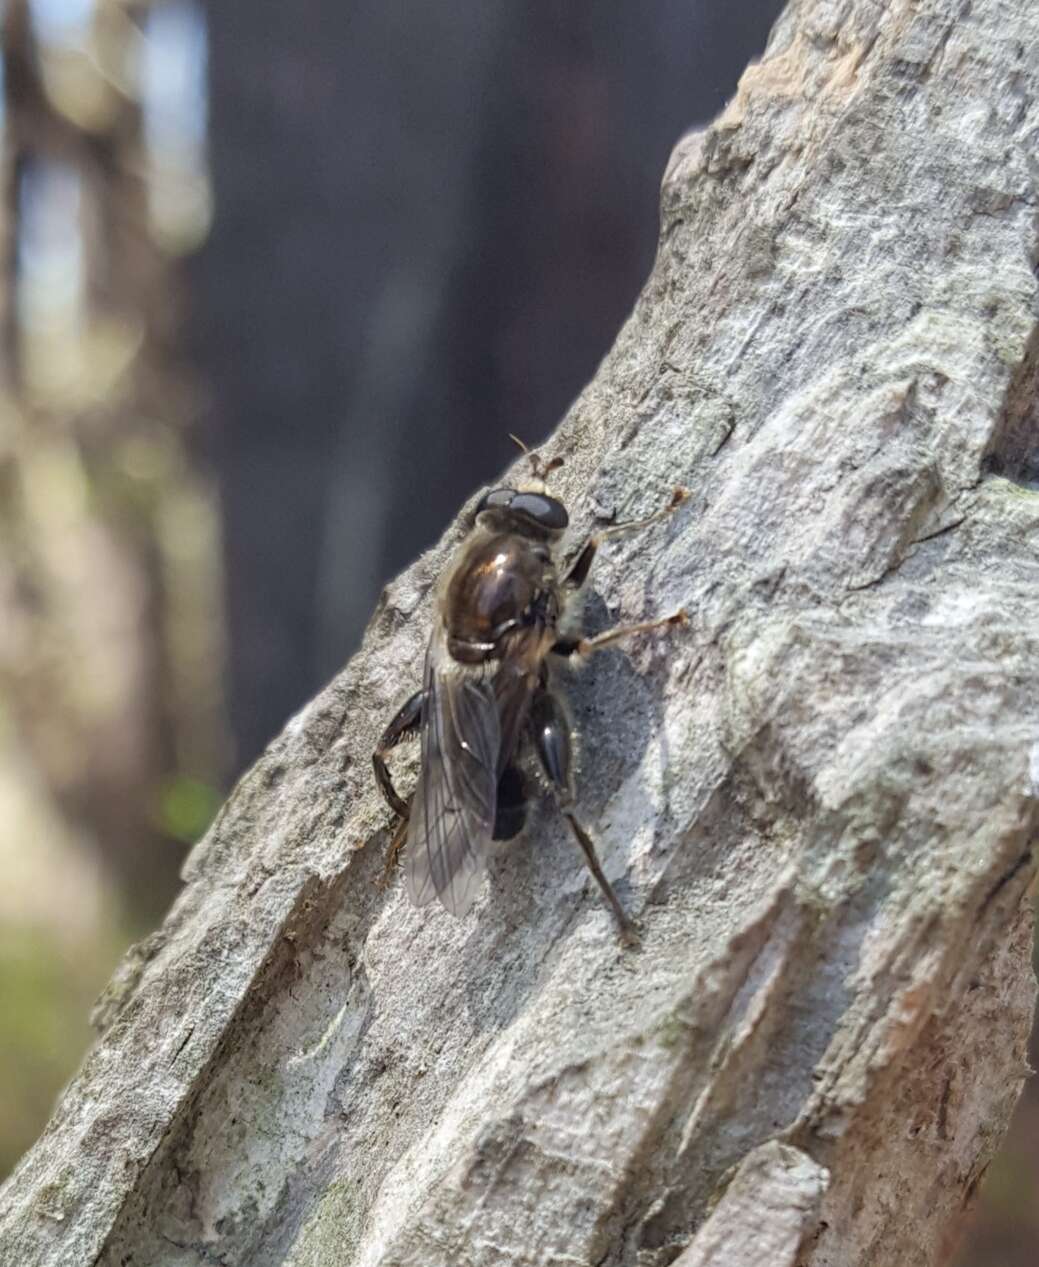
[530,689,638,946]
[552,609,687,659]
[378,814,410,888]
[562,486,687,590]
[372,689,426,819]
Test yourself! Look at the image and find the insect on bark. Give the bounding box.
[372,444,687,945]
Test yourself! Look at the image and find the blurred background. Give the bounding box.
[0,2,1033,1261]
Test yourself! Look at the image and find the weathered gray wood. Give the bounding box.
[3,0,1038,1263]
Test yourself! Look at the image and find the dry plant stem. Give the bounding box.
[3,0,1039,1264]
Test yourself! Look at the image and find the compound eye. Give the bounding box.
[508,492,569,531]
[475,487,516,516]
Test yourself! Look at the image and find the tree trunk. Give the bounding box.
[2,0,1038,1263]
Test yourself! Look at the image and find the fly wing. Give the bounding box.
[406,634,501,915]
[493,626,545,777]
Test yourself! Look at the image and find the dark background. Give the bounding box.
[196,2,788,769]
[0,3,1032,1260]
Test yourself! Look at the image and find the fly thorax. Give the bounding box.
[445,533,549,660]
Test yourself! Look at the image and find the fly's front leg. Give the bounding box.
[563,485,687,590]
[373,689,425,820]
[530,689,638,947]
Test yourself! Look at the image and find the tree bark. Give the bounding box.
[3,0,1038,1263]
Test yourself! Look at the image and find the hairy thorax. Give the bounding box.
[444,532,555,663]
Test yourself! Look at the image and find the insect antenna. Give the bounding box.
[508,433,564,484]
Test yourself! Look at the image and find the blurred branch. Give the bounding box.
[2,0,1038,1263]
[0,0,226,923]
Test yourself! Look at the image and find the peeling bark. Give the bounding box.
[2,0,1038,1264]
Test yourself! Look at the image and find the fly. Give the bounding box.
[372,445,686,945]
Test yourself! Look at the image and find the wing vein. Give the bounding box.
[406,632,502,915]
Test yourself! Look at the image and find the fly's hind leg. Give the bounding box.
[373,688,426,819]
[530,688,638,947]
[373,689,425,886]
[379,814,410,888]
